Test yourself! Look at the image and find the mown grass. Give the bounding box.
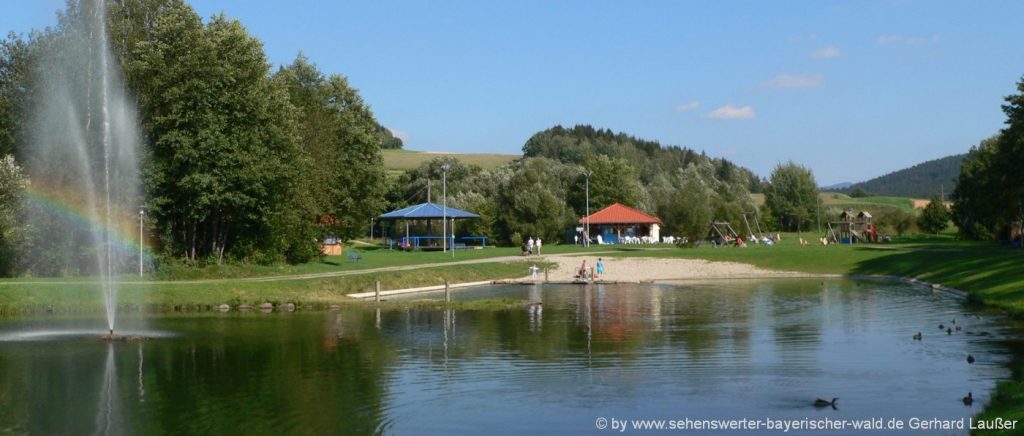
[147,243,633,280]
[0,260,552,315]
[382,149,519,171]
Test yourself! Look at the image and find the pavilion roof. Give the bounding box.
[578,203,661,225]
[378,202,480,220]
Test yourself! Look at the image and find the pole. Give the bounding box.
[442,164,449,253]
[585,170,591,248]
[444,279,451,303]
[139,209,144,276]
[816,194,821,234]
[375,280,381,303]
[451,218,456,259]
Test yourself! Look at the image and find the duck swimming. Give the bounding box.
[963,392,973,406]
[913,332,923,341]
[967,354,975,364]
[814,398,839,409]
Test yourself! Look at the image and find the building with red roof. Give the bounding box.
[578,203,662,244]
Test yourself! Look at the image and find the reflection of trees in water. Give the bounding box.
[766,281,825,366]
[136,313,397,434]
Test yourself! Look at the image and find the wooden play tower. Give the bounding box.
[827,209,877,244]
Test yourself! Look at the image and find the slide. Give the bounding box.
[850,229,867,243]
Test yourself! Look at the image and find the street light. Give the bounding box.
[138,208,145,277]
[442,163,450,253]
[583,169,592,248]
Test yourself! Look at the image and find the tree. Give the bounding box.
[918,195,950,234]
[665,163,714,245]
[494,157,576,244]
[569,154,644,214]
[764,161,818,232]
[0,155,27,274]
[952,75,1024,240]
[275,55,387,242]
[131,5,314,263]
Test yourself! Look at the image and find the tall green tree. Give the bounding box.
[764,161,818,232]
[130,4,313,263]
[569,154,644,214]
[953,76,1024,240]
[275,55,387,241]
[0,155,27,274]
[665,163,714,244]
[495,157,576,244]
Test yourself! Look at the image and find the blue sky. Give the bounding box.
[4,1,1024,185]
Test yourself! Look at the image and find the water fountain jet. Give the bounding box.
[24,0,142,335]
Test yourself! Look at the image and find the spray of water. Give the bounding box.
[25,0,141,334]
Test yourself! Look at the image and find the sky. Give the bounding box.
[4,1,1024,185]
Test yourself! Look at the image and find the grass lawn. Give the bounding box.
[0,259,555,315]
[382,149,519,171]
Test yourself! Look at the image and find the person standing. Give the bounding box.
[527,237,535,255]
[596,258,605,279]
[536,237,543,255]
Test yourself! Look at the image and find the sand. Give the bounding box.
[540,255,810,282]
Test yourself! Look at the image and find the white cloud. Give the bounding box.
[812,46,841,58]
[708,104,755,120]
[764,73,824,88]
[674,101,700,112]
[387,128,409,141]
[876,34,940,46]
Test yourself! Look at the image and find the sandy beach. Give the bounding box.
[540,255,811,282]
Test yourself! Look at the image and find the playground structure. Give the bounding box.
[826,209,878,244]
[741,211,768,242]
[707,221,740,246]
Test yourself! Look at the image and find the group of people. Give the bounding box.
[718,232,782,248]
[521,236,543,256]
[575,258,605,280]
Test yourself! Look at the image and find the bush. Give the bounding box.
[918,196,950,234]
[874,208,915,237]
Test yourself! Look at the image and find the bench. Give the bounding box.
[346,252,363,262]
[453,243,467,250]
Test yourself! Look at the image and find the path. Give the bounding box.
[0,249,643,286]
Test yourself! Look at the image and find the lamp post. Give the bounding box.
[442,163,450,253]
[584,169,592,248]
[138,208,144,277]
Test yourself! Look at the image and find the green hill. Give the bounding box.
[845,154,965,198]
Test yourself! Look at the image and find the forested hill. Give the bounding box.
[522,125,761,192]
[847,154,965,198]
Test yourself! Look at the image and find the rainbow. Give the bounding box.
[24,183,154,258]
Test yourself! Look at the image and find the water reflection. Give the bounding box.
[0,280,1021,435]
[94,343,121,436]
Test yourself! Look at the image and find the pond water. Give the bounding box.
[0,279,1021,435]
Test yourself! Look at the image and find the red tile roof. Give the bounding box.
[578,203,662,225]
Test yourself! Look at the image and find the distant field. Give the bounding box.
[383,149,520,171]
[751,193,917,213]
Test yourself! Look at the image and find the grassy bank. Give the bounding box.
[599,232,1023,434]
[0,260,553,315]
[610,232,1024,316]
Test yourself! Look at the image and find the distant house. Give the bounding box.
[321,236,343,256]
[579,203,662,244]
